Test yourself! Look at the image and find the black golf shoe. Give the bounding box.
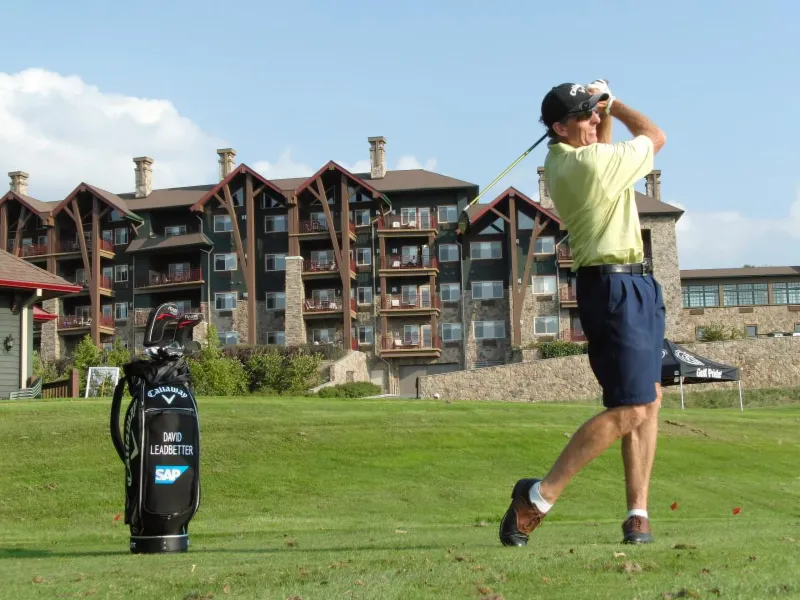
[499,478,547,547]
[622,515,653,544]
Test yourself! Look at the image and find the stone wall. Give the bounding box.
[284,256,306,345]
[40,298,61,361]
[234,300,249,344]
[257,302,286,345]
[642,215,682,341]
[464,290,509,367]
[516,285,561,347]
[678,305,800,344]
[328,351,370,385]
[419,336,800,402]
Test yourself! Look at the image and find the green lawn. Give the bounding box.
[1,394,799,599]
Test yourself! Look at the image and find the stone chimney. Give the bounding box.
[9,171,29,196]
[645,170,661,201]
[368,136,386,179]
[133,157,154,198]
[537,167,554,210]
[217,148,236,181]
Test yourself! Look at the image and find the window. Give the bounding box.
[173,300,192,313]
[218,331,239,345]
[682,285,720,308]
[313,328,334,344]
[439,244,459,262]
[440,283,460,302]
[471,241,502,260]
[265,292,286,310]
[102,266,113,285]
[401,207,418,225]
[101,230,113,243]
[169,263,190,277]
[438,205,457,223]
[723,283,768,306]
[265,253,286,271]
[472,281,503,300]
[109,210,124,222]
[214,215,232,232]
[267,331,286,345]
[795,323,800,333]
[474,321,505,340]
[534,236,555,254]
[357,287,373,305]
[311,250,333,263]
[357,326,374,345]
[533,275,556,295]
[261,194,281,209]
[696,327,706,340]
[114,303,128,320]
[114,265,128,282]
[215,292,237,310]
[356,247,371,266]
[264,215,287,232]
[114,228,128,245]
[354,209,371,226]
[534,316,558,335]
[773,282,800,305]
[746,325,758,338]
[442,323,462,342]
[215,253,237,271]
[310,212,327,227]
[164,225,186,237]
[231,188,244,207]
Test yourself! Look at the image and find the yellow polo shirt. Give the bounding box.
[543,135,654,270]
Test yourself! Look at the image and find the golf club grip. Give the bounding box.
[110,376,126,462]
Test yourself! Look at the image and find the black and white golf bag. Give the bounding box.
[110,303,203,554]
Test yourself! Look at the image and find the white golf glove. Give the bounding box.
[587,79,614,114]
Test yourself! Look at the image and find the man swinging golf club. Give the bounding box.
[499,80,667,546]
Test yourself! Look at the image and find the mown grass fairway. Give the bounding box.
[1,395,799,599]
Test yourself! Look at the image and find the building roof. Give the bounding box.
[273,168,477,194]
[634,191,684,217]
[466,186,563,229]
[681,266,800,280]
[0,191,58,217]
[125,232,213,254]
[189,164,286,212]
[293,161,391,206]
[49,183,144,225]
[0,250,83,294]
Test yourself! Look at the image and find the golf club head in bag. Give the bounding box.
[110,302,204,554]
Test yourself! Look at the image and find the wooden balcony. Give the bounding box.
[302,258,356,280]
[380,294,440,316]
[135,267,204,293]
[65,274,114,297]
[57,238,116,259]
[378,334,441,358]
[292,220,356,242]
[379,256,438,276]
[560,287,578,307]
[561,328,587,343]
[17,243,49,260]
[57,314,115,335]
[377,213,438,237]
[557,246,573,267]
[302,297,357,320]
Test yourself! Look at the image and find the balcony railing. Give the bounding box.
[302,258,356,273]
[380,334,442,351]
[557,246,573,261]
[19,243,50,257]
[297,220,356,235]
[381,294,440,310]
[378,213,438,231]
[560,288,578,303]
[68,274,112,289]
[380,255,438,270]
[57,314,115,329]
[59,238,115,253]
[136,267,203,288]
[302,297,356,313]
[561,328,587,342]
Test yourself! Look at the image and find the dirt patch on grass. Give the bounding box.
[663,420,711,437]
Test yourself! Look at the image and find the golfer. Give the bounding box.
[499,80,667,546]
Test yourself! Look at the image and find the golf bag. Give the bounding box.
[110,303,203,554]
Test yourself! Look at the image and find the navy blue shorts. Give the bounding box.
[576,267,666,408]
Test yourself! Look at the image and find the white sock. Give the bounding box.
[528,481,553,513]
[627,509,648,520]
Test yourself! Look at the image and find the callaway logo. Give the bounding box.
[570,84,586,96]
[148,386,188,405]
[674,349,704,366]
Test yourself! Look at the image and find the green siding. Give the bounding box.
[0,294,21,398]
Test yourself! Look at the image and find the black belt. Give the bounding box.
[578,262,651,275]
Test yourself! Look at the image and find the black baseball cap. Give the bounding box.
[540,83,609,127]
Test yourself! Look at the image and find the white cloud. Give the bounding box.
[0,68,226,199]
[252,150,314,180]
[395,155,437,171]
[673,191,800,269]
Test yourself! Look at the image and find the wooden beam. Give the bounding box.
[71,199,92,288]
[63,204,75,221]
[222,183,248,278]
[252,184,266,199]
[245,174,257,345]
[340,173,352,350]
[490,206,511,224]
[90,196,101,345]
[508,195,521,345]
[214,192,225,207]
[98,206,110,220]
[0,202,7,253]
[46,226,56,273]
[514,214,548,347]
[13,206,30,256]
[287,194,300,256]
[315,177,344,278]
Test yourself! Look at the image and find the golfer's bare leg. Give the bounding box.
[537,403,652,504]
[622,383,662,510]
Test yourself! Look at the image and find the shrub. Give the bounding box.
[245,350,322,394]
[72,335,104,395]
[316,382,381,398]
[698,323,746,342]
[537,340,588,359]
[32,351,63,383]
[187,325,248,396]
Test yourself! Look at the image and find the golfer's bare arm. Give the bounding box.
[596,111,612,144]
[610,101,666,154]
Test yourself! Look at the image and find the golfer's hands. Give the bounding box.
[587,79,614,114]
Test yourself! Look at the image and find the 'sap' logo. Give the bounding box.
[154,465,189,484]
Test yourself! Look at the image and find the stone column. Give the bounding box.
[234,299,249,344]
[537,167,554,210]
[40,298,62,361]
[284,256,306,346]
[641,215,682,341]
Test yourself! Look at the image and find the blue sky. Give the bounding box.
[2,0,798,269]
